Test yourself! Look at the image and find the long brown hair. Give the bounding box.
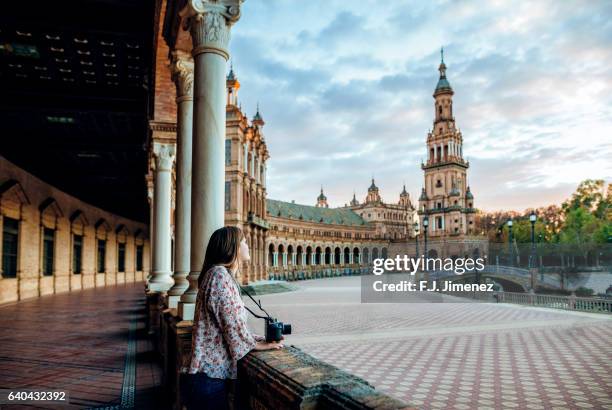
[198,226,244,288]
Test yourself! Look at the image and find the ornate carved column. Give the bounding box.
[169,56,194,309]
[179,0,243,320]
[149,142,176,292]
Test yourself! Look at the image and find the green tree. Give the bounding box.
[562,179,605,214]
[559,208,601,263]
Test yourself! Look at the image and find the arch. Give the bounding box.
[343,247,350,264]
[353,247,360,264]
[268,243,275,267]
[472,248,480,259]
[305,246,312,266]
[325,246,332,265]
[334,247,341,265]
[381,247,388,259]
[0,179,30,205]
[372,247,379,260]
[315,246,322,265]
[134,228,146,239]
[287,244,294,266]
[115,224,129,236]
[363,248,369,264]
[69,210,89,226]
[278,244,285,267]
[296,245,304,266]
[39,198,64,223]
[427,249,438,258]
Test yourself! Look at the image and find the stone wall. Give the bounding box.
[0,156,151,304]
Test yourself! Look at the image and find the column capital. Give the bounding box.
[153,142,176,172]
[180,0,243,60]
[171,53,194,102]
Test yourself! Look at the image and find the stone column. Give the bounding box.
[178,0,243,320]
[169,56,194,309]
[149,143,176,292]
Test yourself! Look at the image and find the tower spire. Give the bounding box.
[252,101,264,126]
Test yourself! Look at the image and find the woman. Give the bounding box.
[181,226,283,410]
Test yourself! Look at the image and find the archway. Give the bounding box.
[268,243,275,266]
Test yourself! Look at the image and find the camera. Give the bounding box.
[265,317,291,342]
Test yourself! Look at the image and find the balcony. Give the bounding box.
[421,158,469,170]
[247,212,270,229]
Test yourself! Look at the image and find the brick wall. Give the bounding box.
[0,156,150,304]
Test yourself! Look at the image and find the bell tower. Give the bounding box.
[419,49,476,238]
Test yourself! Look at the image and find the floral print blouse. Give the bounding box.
[185,265,260,379]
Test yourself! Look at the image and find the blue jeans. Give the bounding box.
[180,372,228,410]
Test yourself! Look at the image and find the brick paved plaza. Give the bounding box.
[247,277,612,410]
[0,283,164,409]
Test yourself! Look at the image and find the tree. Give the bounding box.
[562,179,605,215]
[559,208,601,264]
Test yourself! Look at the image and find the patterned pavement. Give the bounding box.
[0,282,164,409]
[247,276,612,410]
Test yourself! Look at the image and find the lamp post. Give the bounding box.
[423,216,429,258]
[414,222,420,257]
[507,218,514,266]
[529,211,536,269]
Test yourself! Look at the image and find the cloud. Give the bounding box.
[230,0,612,211]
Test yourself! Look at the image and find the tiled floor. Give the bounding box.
[247,276,612,410]
[0,282,164,409]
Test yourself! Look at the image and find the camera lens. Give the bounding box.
[282,324,292,335]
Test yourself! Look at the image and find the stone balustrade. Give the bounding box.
[148,302,412,410]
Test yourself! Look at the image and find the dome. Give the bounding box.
[466,187,474,199]
[368,178,378,191]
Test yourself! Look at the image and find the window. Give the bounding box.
[118,243,126,272]
[438,105,442,115]
[136,245,144,271]
[73,234,83,274]
[436,179,443,187]
[437,217,443,229]
[42,228,54,276]
[225,181,231,211]
[225,139,231,165]
[2,217,19,278]
[437,202,442,209]
[97,239,106,273]
[468,202,473,208]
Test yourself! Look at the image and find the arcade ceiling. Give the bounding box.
[0,0,155,222]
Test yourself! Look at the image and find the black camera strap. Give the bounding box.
[230,270,271,320]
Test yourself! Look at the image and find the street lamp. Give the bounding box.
[507,218,513,266]
[423,216,429,258]
[414,222,420,257]
[529,211,536,269]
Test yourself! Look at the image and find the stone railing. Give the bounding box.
[439,289,612,314]
[239,347,411,409]
[148,301,412,410]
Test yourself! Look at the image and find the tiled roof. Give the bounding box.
[266,199,367,226]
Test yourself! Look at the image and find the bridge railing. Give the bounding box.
[444,290,612,313]
[428,265,530,279]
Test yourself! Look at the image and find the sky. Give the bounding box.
[228,0,612,212]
